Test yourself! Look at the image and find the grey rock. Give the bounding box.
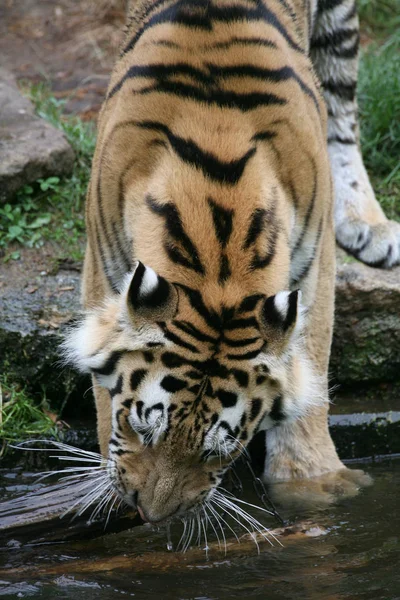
[0,256,86,415]
[330,249,400,385]
[0,69,74,202]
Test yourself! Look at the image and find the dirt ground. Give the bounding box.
[1,0,127,120]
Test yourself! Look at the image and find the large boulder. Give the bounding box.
[331,250,400,385]
[0,69,74,202]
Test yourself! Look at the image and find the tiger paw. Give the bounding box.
[336,218,400,268]
[267,467,373,511]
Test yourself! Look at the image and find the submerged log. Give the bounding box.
[0,480,140,544]
[0,520,328,577]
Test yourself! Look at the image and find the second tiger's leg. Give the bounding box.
[310,0,400,268]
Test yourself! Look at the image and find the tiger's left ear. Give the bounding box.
[126,261,178,323]
[259,290,304,347]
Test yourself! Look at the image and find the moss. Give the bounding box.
[330,314,400,384]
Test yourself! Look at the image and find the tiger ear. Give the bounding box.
[259,290,303,345]
[126,261,178,322]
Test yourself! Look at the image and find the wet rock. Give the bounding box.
[0,251,88,414]
[330,249,400,385]
[0,68,74,202]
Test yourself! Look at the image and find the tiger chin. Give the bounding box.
[62,0,383,522]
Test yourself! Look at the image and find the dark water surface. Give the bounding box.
[0,459,399,600]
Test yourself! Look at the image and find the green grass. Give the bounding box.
[0,376,60,456]
[0,83,96,262]
[358,29,400,220]
[358,0,400,39]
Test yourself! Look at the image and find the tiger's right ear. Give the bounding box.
[125,261,178,323]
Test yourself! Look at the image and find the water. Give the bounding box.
[0,459,399,599]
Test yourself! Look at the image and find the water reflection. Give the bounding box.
[0,459,399,599]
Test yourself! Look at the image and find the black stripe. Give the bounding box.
[162,326,200,353]
[216,390,238,408]
[143,351,154,363]
[122,0,303,56]
[227,346,264,360]
[311,28,359,52]
[160,375,188,393]
[270,394,285,422]
[207,63,319,112]
[108,63,213,99]
[123,0,212,55]
[223,336,259,348]
[166,131,256,185]
[232,369,249,388]
[243,208,267,249]
[173,320,218,344]
[146,196,205,274]
[219,254,231,284]
[92,350,124,376]
[176,284,221,331]
[130,369,148,391]
[93,220,117,291]
[252,130,277,142]
[162,352,229,378]
[136,400,144,420]
[291,174,317,258]
[224,317,259,330]
[328,135,356,145]
[322,79,357,102]
[251,225,278,270]
[161,352,186,369]
[291,219,323,284]
[250,397,262,421]
[317,0,346,14]
[203,37,278,51]
[137,119,256,184]
[283,291,299,331]
[208,198,234,247]
[151,39,181,48]
[122,398,133,409]
[110,374,123,397]
[238,294,264,313]
[137,80,286,112]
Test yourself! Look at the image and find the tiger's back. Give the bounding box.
[85,0,331,311]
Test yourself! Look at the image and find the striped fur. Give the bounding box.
[67,0,376,522]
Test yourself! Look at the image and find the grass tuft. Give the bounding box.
[0,82,96,261]
[0,377,61,456]
[358,30,400,220]
[358,0,400,39]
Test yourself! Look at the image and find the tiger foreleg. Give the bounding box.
[311,0,400,267]
[262,407,372,509]
[262,226,371,507]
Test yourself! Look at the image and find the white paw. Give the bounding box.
[336,219,400,268]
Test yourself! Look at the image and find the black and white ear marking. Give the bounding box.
[261,290,301,332]
[126,261,178,321]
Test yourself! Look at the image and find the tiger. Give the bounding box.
[63,0,395,525]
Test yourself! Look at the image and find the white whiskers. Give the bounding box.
[13,440,124,526]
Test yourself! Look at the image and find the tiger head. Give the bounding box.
[64,261,322,524]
